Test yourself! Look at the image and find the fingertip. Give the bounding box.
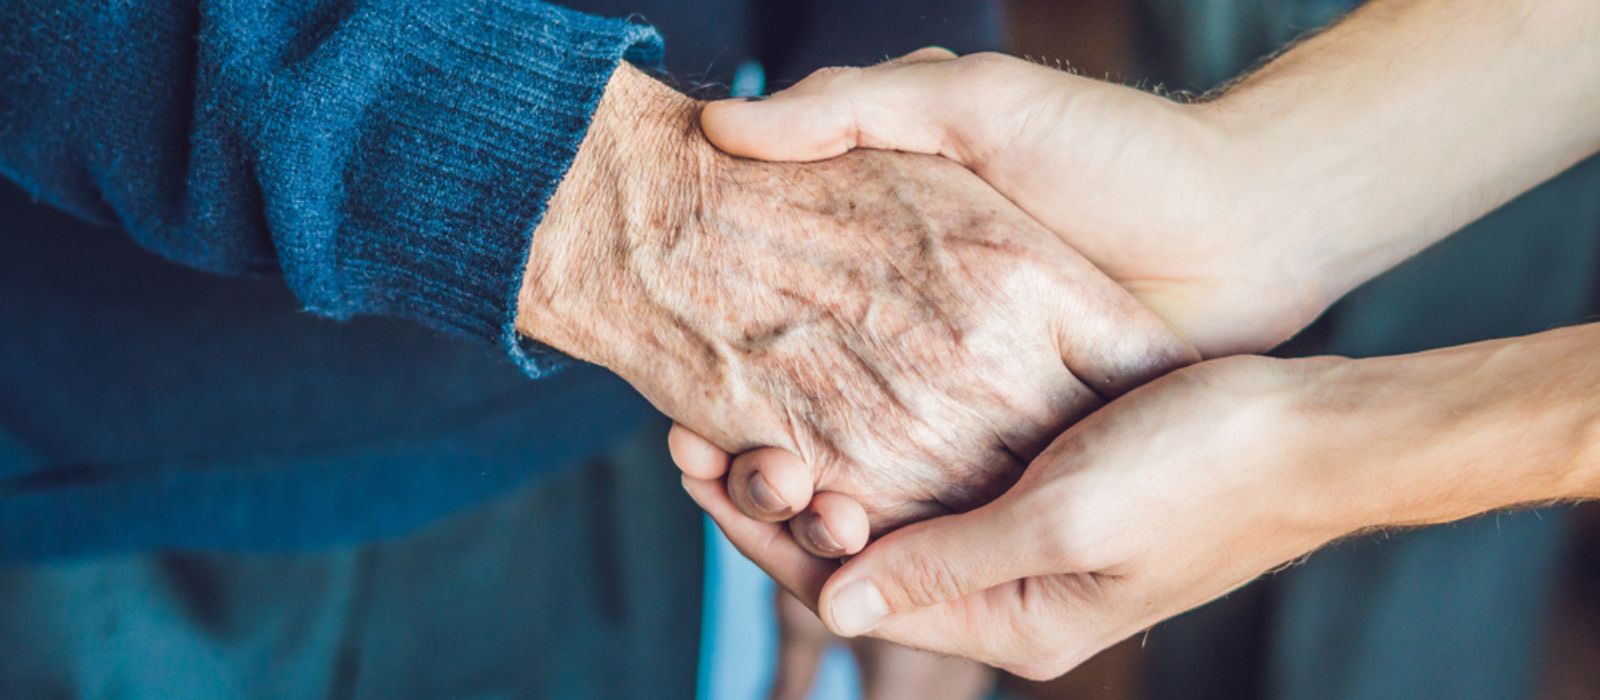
[701,95,856,163]
[667,423,732,479]
[680,474,714,507]
[730,448,815,522]
[792,492,870,557]
[699,99,757,154]
[818,575,891,638]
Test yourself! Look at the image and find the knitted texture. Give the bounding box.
[0,0,662,376]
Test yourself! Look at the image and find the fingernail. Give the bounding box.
[800,514,843,555]
[747,474,789,516]
[830,580,888,636]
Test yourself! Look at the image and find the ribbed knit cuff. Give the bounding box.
[328,1,661,377]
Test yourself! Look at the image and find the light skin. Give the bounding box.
[517,62,1196,537]
[768,588,993,700]
[671,0,1600,680]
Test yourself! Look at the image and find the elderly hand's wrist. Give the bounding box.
[516,64,708,373]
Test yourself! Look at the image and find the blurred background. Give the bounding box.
[3,1,1598,699]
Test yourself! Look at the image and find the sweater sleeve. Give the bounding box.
[0,0,662,376]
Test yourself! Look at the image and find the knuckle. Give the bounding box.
[957,51,1013,73]
[1030,475,1130,573]
[891,555,966,608]
[1033,490,1102,570]
[801,65,860,88]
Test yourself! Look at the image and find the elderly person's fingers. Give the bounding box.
[727,447,815,522]
[667,423,731,480]
[790,491,870,557]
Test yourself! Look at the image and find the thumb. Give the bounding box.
[817,492,1063,638]
[701,47,991,164]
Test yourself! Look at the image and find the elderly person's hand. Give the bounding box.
[683,325,1600,679]
[523,64,1195,534]
[697,49,1312,359]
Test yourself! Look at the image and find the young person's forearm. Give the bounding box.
[1304,323,1600,533]
[1207,0,1600,306]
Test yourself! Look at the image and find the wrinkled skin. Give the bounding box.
[520,65,1197,532]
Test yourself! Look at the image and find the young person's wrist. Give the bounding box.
[1282,326,1600,539]
[1149,95,1349,351]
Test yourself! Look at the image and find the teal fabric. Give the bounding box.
[0,0,668,560]
[0,0,659,367]
[0,421,705,700]
[0,184,659,560]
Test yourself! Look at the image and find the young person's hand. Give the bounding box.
[687,324,1600,679]
[701,0,1600,359]
[700,48,1306,357]
[679,0,1600,556]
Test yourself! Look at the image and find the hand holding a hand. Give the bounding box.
[523,64,1195,538]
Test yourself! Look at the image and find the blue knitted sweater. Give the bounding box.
[0,0,663,558]
[1,0,660,376]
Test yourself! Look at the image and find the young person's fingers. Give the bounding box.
[682,475,835,607]
[700,48,971,163]
[686,476,1092,679]
[816,494,1063,638]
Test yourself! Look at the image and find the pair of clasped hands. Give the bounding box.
[659,49,1337,680]
[518,0,1600,681]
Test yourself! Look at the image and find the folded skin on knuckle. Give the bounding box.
[1024,487,1092,572]
[891,553,966,609]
